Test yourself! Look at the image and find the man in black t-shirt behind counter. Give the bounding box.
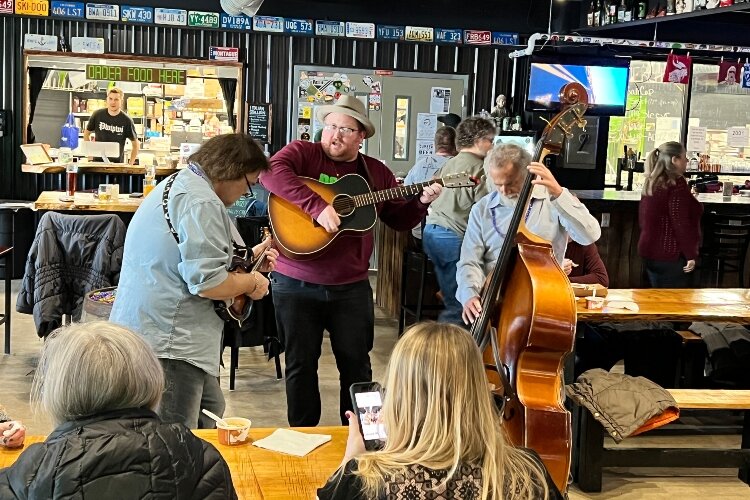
[84,87,140,164]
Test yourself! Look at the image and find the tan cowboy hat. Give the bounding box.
[315,95,376,139]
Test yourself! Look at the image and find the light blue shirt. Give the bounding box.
[404,153,452,238]
[404,154,451,185]
[456,186,601,306]
[110,167,233,376]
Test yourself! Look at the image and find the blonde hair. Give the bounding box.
[484,142,531,181]
[354,323,550,499]
[107,87,124,99]
[642,141,685,196]
[31,321,164,425]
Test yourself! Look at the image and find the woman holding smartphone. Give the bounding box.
[317,322,563,500]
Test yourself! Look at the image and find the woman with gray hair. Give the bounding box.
[457,143,601,325]
[0,321,237,499]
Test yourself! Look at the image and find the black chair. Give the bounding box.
[398,246,443,335]
[222,216,283,390]
[700,212,750,287]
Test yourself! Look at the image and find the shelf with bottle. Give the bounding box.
[583,0,750,31]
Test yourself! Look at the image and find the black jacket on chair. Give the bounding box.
[16,212,126,337]
[0,408,237,500]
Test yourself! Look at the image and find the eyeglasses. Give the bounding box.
[323,124,360,137]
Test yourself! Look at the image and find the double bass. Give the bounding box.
[469,83,589,493]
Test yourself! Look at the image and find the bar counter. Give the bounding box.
[573,190,750,288]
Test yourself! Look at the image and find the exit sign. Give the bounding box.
[86,64,186,85]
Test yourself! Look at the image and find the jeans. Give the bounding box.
[159,358,225,429]
[644,257,692,288]
[271,272,374,426]
[422,224,464,326]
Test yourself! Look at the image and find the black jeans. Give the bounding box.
[644,257,692,288]
[271,272,374,426]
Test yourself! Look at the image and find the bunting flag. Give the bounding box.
[718,61,742,85]
[743,64,750,89]
[663,53,692,84]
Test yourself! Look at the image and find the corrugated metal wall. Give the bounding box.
[0,16,518,199]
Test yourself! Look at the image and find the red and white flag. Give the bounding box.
[718,61,742,85]
[663,53,692,84]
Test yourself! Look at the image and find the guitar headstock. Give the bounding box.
[539,82,589,156]
[261,227,272,241]
[440,172,481,188]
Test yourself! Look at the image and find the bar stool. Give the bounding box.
[700,212,750,287]
[0,246,12,354]
[398,247,443,335]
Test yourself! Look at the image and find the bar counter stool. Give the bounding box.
[700,212,750,287]
[0,246,12,354]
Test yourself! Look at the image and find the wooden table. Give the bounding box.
[34,191,144,213]
[576,288,750,323]
[0,426,347,499]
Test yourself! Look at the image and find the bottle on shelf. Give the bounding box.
[667,0,677,13]
[600,0,609,24]
[618,0,629,21]
[636,0,648,18]
[719,0,734,6]
[588,0,596,26]
[609,0,619,23]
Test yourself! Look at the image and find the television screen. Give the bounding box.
[526,56,630,116]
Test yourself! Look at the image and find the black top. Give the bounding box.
[0,407,237,500]
[86,108,137,162]
[317,448,564,500]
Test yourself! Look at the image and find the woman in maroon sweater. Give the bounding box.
[638,141,703,288]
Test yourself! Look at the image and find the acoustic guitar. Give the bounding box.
[214,228,272,327]
[268,172,478,259]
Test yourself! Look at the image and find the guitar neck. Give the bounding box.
[352,178,446,207]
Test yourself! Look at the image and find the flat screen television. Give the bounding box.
[526,55,631,116]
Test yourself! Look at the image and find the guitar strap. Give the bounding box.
[161,170,247,259]
[356,153,375,190]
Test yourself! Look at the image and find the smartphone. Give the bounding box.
[349,382,387,450]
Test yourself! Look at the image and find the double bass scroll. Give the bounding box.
[469,82,589,494]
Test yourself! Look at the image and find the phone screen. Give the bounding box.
[353,389,386,449]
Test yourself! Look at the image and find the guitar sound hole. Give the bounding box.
[332,194,355,217]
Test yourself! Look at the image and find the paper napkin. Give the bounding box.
[252,428,332,457]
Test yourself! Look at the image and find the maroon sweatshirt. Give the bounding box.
[261,140,428,285]
[638,176,703,261]
[566,241,610,287]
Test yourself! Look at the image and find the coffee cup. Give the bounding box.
[217,417,252,446]
[585,296,604,310]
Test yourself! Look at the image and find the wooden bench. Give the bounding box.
[576,389,750,492]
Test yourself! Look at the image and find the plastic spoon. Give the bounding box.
[201,408,228,427]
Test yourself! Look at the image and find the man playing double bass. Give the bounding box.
[260,95,443,427]
[457,143,601,325]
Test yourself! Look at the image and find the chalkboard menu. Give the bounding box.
[247,103,271,143]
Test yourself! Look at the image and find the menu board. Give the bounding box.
[247,103,271,144]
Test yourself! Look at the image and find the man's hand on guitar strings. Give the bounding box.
[258,247,279,273]
[316,205,341,233]
[419,182,443,204]
[462,296,483,325]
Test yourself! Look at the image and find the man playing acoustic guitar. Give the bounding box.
[261,96,443,427]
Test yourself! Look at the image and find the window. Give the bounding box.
[393,96,410,161]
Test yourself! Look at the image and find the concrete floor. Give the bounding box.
[2,279,749,498]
